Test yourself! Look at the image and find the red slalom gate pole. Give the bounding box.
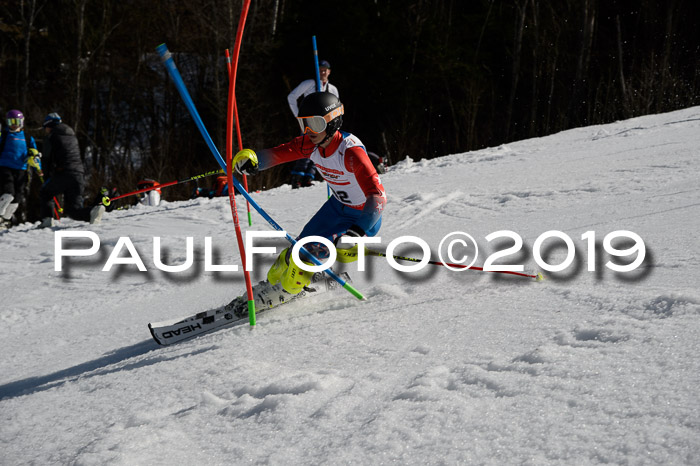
[225,48,252,227]
[226,0,256,326]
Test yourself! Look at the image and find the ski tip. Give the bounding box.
[535,272,545,282]
[148,323,164,346]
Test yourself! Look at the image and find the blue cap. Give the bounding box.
[43,112,62,128]
[319,60,331,69]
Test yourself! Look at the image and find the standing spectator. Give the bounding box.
[0,109,40,228]
[287,60,339,188]
[287,60,339,116]
[38,113,105,228]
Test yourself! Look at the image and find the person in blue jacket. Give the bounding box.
[0,109,41,227]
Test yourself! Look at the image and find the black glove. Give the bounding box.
[346,225,365,237]
[233,149,259,175]
[237,159,258,175]
[334,225,366,262]
[335,225,365,247]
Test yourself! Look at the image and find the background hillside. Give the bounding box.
[2,0,700,220]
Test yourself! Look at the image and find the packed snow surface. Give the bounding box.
[1,107,699,465]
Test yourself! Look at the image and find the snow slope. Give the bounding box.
[1,107,699,465]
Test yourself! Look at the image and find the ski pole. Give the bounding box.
[364,248,544,280]
[100,168,224,207]
[37,173,63,219]
[225,48,252,227]
[53,196,63,218]
[157,43,366,302]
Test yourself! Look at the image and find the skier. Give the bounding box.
[38,113,105,228]
[233,91,386,300]
[0,109,41,228]
[286,60,339,189]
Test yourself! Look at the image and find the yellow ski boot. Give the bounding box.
[281,255,313,294]
[267,248,314,294]
[267,248,290,286]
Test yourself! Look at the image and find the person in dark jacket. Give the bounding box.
[38,113,105,228]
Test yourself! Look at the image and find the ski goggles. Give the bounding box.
[296,105,344,134]
[7,118,24,129]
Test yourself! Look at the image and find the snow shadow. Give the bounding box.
[0,340,211,400]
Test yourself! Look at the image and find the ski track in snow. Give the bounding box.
[1,107,700,465]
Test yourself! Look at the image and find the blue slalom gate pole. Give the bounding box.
[156,44,365,301]
[312,36,321,92]
[312,36,332,198]
[157,45,226,169]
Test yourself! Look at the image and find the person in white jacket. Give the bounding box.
[287,60,339,117]
[286,60,340,188]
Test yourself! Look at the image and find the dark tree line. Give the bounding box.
[1,0,698,220]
